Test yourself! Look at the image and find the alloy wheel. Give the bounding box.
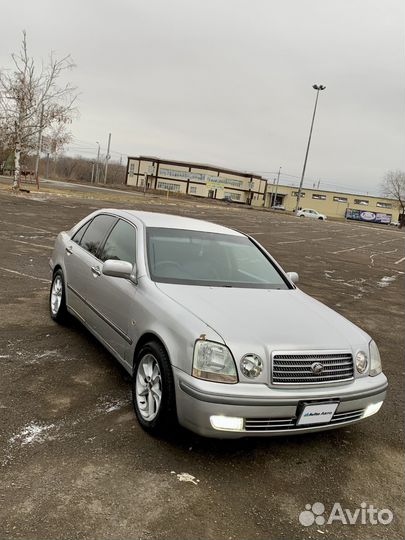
[51,275,63,315]
[136,354,162,421]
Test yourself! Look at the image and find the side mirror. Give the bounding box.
[102,260,137,283]
[286,271,299,284]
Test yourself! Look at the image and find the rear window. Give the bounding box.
[72,220,91,245]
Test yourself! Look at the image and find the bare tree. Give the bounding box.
[381,170,405,228]
[44,123,72,155]
[0,31,78,189]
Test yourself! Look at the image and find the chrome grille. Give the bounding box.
[271,352,354,385]
[245,408,364,432]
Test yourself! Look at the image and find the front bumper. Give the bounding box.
[173,368,388,438]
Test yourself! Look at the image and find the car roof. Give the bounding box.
[101,209,244,236]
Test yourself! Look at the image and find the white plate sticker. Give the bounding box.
[297,402,339,426]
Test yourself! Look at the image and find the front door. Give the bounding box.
[90,218,139,365]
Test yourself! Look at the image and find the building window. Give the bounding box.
[354,198,369,205]
[292,191,305,197]
[333,196,348,203]
[376,201,392,209]
[312,194,326,200]
[157,181,181,192]
[129,163,135,175]
[224,192,241,201]
[189,186,197,194]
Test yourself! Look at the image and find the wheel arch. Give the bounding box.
[53,264,63,276]
[132,332,171,371]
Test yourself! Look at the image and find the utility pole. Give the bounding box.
[103,133,111,184]
[45,152,50,179]
[91,162,95,183]
[95,141,100,183]
[267,179,276,207]
[273,166,282,207]
[295,84,326,212]
[34,104,44,190]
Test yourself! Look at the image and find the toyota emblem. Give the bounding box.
[311,362,324,375]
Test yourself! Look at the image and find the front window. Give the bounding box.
[146,228,290,289]
[76,214,116,257]
[100,219,136,265]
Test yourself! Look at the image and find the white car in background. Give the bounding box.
[297,208,327,220]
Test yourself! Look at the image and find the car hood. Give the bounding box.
[156,284,369,351]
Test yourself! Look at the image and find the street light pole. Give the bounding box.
[295,84,326,212]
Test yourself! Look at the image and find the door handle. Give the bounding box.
[91,265,101,277]
[66,246,73,255]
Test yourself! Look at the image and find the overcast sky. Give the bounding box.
[1,0,404,194]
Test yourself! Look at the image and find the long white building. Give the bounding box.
[126,156,267,206]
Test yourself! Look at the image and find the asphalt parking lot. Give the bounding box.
[0,186,404,540]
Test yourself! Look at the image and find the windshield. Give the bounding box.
[146,227,290,289]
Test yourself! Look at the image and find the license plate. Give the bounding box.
[297,402,339,426]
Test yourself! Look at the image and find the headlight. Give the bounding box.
[192,340,238,383]
[240,354,263,378]
[369,340,382,376]
[355,350,368,374]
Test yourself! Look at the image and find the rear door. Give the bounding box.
[64,214,117,326]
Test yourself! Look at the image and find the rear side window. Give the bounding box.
[100,219,136,265]
[79,215,117,257]
[72,220,91,245]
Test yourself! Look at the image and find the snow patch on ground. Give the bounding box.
[171,471,200,485]
[97,396,130,413]
[35,350,59,359]
[24,350,61,365]
[324,270,345,283]
[377,275,397,288]
[9,422,56,446]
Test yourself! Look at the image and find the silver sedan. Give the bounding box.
[49,209,387,438]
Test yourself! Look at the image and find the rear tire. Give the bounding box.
[49,269,68,323]
[132,340,177,435]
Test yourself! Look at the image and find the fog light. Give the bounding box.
[210,415,244,432]
[240,354,263,378]
[363,401,383,418]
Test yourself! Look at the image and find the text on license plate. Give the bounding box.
[297,402,339,426]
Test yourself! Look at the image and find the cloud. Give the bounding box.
[1,0,403,194]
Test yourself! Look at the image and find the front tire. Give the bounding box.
[132,341,177,435]
[50,269,68,323]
